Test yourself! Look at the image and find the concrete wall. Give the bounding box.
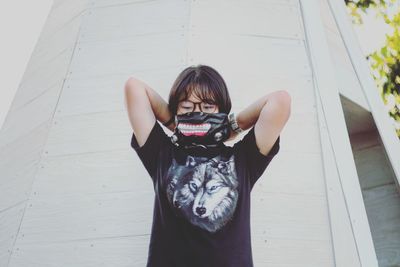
[0,0,89,266]
[0,0,369,266]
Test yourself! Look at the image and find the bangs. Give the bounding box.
[180,83,218,104]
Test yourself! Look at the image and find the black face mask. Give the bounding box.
[170,112,231,149]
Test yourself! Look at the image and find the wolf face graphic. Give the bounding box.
[166,154,239,233]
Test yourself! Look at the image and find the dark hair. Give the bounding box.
[168,64,232,116]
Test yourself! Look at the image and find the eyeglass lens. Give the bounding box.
[179,100,217,113]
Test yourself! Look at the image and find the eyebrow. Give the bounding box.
[181,100,216,104]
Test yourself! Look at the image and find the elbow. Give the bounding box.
[125,77,149,96]
[124,77,148,108]
[124,77,139,92]
[268,90,292,118]
[280,90,291,119]
[275,90,291,104]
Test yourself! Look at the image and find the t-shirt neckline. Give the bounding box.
[173,143,227,158]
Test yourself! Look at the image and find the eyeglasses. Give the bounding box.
[178,100,218,113]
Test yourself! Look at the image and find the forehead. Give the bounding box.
[185,93,202,102]
[179,88,216,102]
[178,92,204,102]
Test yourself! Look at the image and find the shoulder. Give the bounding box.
[131,120,172,152]
[232,126,280,158]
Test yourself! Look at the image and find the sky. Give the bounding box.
[0,0,396,130]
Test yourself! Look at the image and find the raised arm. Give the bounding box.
[232,90,291,155]
[124,77,176,147]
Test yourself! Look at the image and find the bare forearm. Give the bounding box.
[130,78,176,131]
[144,85,175,130]
[225,94,271,141]
[236,94,271,131]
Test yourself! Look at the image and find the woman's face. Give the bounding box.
[177,93,219,115]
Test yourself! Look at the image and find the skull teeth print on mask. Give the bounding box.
[177,122,212,137]
[170,112,231,149]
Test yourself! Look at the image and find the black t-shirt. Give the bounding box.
[130,120,280,267]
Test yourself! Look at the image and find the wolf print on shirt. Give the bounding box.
[166,154,239,233]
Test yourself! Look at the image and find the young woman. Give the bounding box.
[124,64,291,267]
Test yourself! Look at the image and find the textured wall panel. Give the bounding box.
[0,0,90,266]
[0,0,350,266]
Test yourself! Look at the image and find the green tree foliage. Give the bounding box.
[344,0,389,24]
[344,0,400,137]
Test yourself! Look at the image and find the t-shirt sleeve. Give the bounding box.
[234,126,280,187]
[130,120,171,180]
